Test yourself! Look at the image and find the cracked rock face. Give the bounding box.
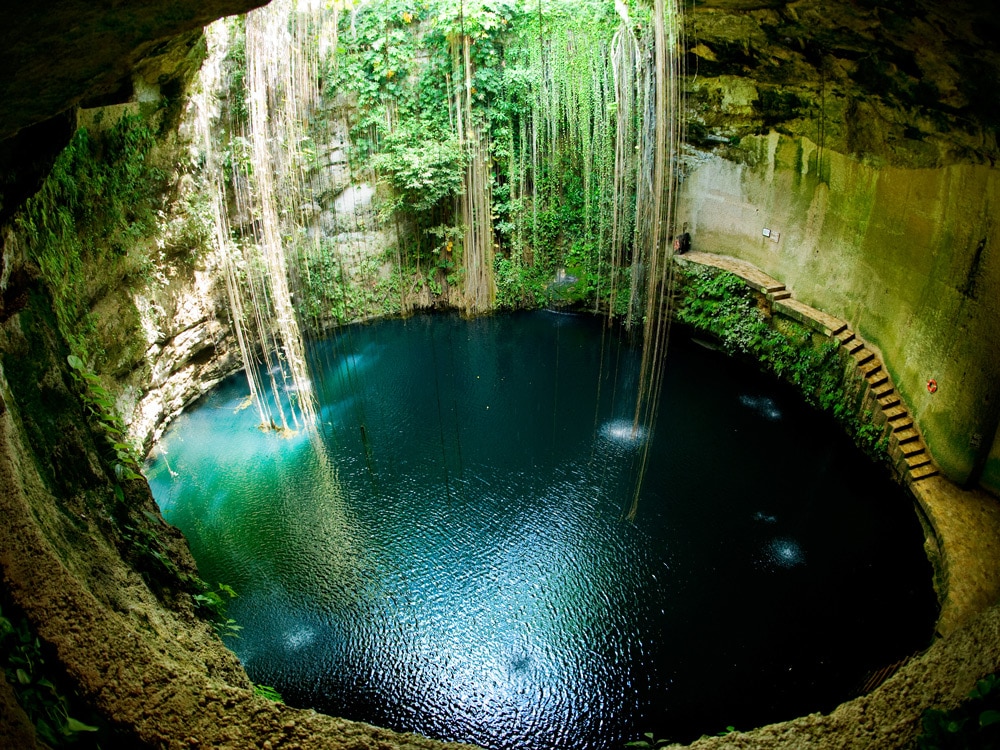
[685,0,1000,167]
[0,0,272,142]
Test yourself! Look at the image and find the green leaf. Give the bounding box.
[946,718,967,733]
[980,710,1000,727]
[36,718,60,746]
[217,583,238,599]
[16,668,30,684]
[66,354,84,370]
[254,683,284,703]
[65,716,100,733]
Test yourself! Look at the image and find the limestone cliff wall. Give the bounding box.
[677,134,1000,491]
[678,0,1000,493]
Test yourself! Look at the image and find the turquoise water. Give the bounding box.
[147,312,936,748]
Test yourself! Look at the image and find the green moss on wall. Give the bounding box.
[673,263,889,461]
[14,112,165,367]
[678,132,1000,489]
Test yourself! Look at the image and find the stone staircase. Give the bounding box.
[833,328,938,481]
[677,252,938,484]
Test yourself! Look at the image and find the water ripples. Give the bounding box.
[147,313,936,749]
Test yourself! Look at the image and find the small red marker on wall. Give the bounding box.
[927,379,938,393]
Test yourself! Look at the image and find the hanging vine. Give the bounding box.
[628,0,687,520]
[194,0,323,432]
[194,0,687,510]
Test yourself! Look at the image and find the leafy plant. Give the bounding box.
[372,126,467,214]
[918,673,1000,749]
[121,513,182,581]
[0,606,101,746]
[193,582,243,639]
[254,683,284,703]
[66,353,142,484]
[626,732,671,748]
[305,0,632,313]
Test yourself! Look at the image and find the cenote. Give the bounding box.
[146,311,937,749]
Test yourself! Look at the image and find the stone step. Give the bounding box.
[905,452,932,469]
[890,418,914,433]
[859,360,882,378]
[677,253,786,297]
[836,329,856,344]
[877,391,900,408]
[910,464,939,481]
[854,348,875,366]
[900,441,926,457]
[867,371,890,388]
[893,427,920,445]
[774,298,848,336]
[769,290,792,301]
[882,405,908,422]
[843,338,864,354]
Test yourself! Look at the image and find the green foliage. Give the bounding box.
[253,683,284,703]
[193,582,243,639]
[372,125,467,213]
[295,239,403,328]
[65,354,142,484]
[626,732,671,748]
[494,251,551,309]
[919,673,1000,749]
[674,265,889,461]
[311,0,628,311]
[120,511,183,582]
[221,135,253,186]
[0,606,102,746]
[675,266,839,403]
[224,16,250,122]
[16,114,164,356]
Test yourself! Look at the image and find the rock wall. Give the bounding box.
[677,133,1000,490]
[678,0,1000,493]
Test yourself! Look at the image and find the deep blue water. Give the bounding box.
[147,311,936,749]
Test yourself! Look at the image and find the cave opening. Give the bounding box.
[1,0,999,748]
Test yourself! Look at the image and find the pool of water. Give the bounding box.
[146,311,937,748]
